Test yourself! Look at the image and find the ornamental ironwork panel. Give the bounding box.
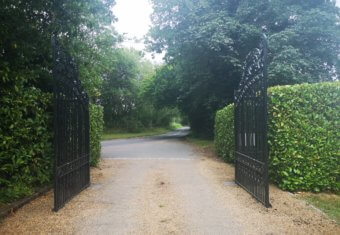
[234,34,270,207]
[52,36,90,212]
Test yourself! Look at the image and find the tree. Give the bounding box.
[0,0,118,201]
[100,48,141,128]
[148,0,340,136]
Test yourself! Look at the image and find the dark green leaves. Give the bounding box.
[0,0,117,202]
[214,104,234,163]
[89,104,104,166]
[0,85,52,202]
[268,82,340,192]
[215,82,340,192]
[148,0,340,136]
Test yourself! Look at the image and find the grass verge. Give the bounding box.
[185,136,214,151]
[301,193,340,224]
[169,121,182,130]
[101,127,171,140]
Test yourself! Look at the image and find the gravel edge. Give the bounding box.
[0,186,51,220]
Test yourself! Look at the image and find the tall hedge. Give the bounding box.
[268,82,339,192]
[0,85,53,202]
[0,89,104,203]
[214,104,234,163]
[215,82,340,192]
[89,104,104,166]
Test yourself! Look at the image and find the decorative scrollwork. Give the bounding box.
[52,36,89,105]
[234,33,270,208]
[235,34,268,106]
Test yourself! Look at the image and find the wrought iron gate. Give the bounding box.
[52,37,90,211]
[234,34,270,207]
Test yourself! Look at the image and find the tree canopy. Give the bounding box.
[0,0,119,201]
[147,0,340,136]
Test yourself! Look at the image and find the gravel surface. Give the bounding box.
[0,128,339,234]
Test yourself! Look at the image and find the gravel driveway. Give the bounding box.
[0,128,339,234]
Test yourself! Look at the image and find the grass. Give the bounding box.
[101,127,172,140]
[102,121,184,141]
[185,136,214,150]
[302,193,340,224]
[170,121,182,130]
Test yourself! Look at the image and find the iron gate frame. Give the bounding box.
[52,36,91,212]
[234,33,271,208]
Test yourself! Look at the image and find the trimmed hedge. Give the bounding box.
[0,87,104,202]
[215,82,340,192]
[268,82,339,192]
[0,85,53,202]
[214,104,234,163]
[89,104,104,166]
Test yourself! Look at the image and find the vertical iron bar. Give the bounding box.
[234,33,270,208]
[52,36,90,212]
[262,33,270,207]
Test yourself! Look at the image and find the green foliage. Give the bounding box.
[214,104,234,163]
[89,104,104,166]
[170,120,183,130]
[133,105,180,131]
[101,128,171,141]
[100,48,181,132]
[268,82,340,192]
[0,0,116,202]
[214,82,340,192]
[142,65,181,109]
[148,0,340,136]
[0,84,52,202]
[101,48,146,129]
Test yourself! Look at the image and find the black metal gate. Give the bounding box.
[234,34,270,207]
[52,37,90,211]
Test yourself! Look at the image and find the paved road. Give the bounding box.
[78,127,242,234]
[101,127,193,159]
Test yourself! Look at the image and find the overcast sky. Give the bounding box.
[112,0,163,63]
[112,0,340,63]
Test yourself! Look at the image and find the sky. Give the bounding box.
[112,0,340,63]
[112,0,163,63]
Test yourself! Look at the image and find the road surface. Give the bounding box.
[0,128,338,234]
[81,127,241,234]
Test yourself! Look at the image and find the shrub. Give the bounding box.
[215,82,340,192]
[268,82,339,192]
[0,84,52,202]
[89,104,104,166]
[104,104,181,132]
[214,104,234,163]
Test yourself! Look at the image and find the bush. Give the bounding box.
[0,95,105,203]
[268,82,339,192]
[89,104,104,166]
[215,82,340,192]
[104,104,181,132]
[214,104,234,163]
[0,84,52,202]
